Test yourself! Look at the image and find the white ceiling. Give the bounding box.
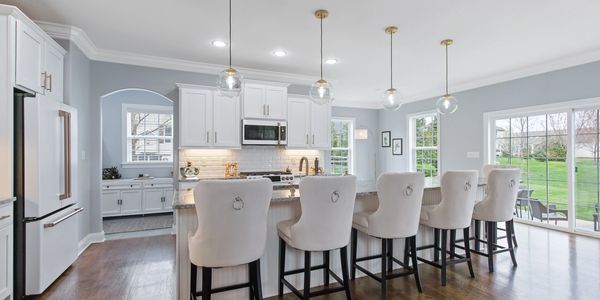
[3,0,600,108]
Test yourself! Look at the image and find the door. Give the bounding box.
[101,191,121,215]
[143,189,164,213]
[162,188,174,211]
[179,89,212,147]
[120,190,143,215]
[287,98,311,148]
[574,108,600,233]
[43,44,64,103]
[242,84,265,119]
[264,87,287,120]
[310,103,331,149]
[0,225,12,299]
[16,20,44,93]
[213,93,240,147]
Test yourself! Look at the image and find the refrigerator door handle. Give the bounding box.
[43,207,83,228]
[58,110,72,200]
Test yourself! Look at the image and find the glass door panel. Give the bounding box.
[575,109,600,233]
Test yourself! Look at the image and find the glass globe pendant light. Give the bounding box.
[381,26,401,111]
[436,39,458,115]
[309,9,333,105]
[217,0,243,97]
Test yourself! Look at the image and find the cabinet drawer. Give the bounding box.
[102,183,142,190]
[143,183,173,189]
[0,204,12,228]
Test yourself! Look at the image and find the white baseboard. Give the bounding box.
[78,231,106,256]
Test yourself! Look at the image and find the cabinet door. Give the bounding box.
[0,224,12,300]
[143,189,164,213]
[101,191,121,216]
[162,188,174,210]
[310,103,331,149]
[15,20,44,93]
[242,84,265,119]
[43,44,64,102]
[179,89,213,147]
[287,98,311,148]
[120,190,143,215]
[264,87,287,120]
[213,93,240,147]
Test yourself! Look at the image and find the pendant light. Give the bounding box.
[436,39,458,115]
[217,0,243,97]
[382,26,401,111]
[309,9,333,105]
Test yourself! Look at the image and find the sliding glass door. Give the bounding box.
[574,109,600,232]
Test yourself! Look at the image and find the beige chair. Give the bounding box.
[471,168,520,272]
[189,179,273,300]
[351,172,425,299]
[417,170,478,286]
[277,176,357,300]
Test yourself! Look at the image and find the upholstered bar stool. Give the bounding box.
[469,168,520,272]
[417,170,478,286]
[278,176,357,300]
[189,179,273,300]
[480,164,518,247]
[350,172,425,299]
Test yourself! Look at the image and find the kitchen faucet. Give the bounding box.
[299,157,309,176]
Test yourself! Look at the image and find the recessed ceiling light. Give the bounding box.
[211,40,227,47]
[273,50,287,57]
[325,58,338,65]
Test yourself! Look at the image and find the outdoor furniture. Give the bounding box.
[594,203,599,232]
[515,189,534,219]
[529,199,568,224]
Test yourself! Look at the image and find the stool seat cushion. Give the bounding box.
[351,211,373,233]
[472,168,520,222]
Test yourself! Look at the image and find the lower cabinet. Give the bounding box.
[101,180,173,217]
[0,201,13,300]
[143,188,173,213]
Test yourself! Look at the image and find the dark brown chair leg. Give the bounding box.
[474,220,481,251]
[403,238,410,266]
[248,262,255,300]
[441,230,447,286]
[303,251,311,299]
[351,228,358,280]
[450,230,456,258]
[278,238,285,296]
[506,221,518,267]
[340,246,353,300]
[202,267,212,300]
[381,239,388,300]
[434,228,440,262]
[323,251,330,287]
[487,222,494,272]
[511,221,518,247]
[190,263,197,300]
[409,236,423,293]
[387,239,394,272]
[463,227,475,278]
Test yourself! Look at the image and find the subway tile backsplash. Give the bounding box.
[179,148,323,179]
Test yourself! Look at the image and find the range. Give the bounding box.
[239,171,294,183]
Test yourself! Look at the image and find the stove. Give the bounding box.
[239,171,295,183]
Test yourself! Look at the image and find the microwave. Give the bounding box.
[242,119,287,145]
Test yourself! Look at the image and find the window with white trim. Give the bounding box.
[124,105,173,163]
[330,119,354,175]
[410,113,439,177]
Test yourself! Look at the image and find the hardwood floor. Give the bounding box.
[33,224,600,300]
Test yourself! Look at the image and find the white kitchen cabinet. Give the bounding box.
[178,84,240,149]
[242,81,288,120]
[102,179,173,217]
[101,190,121,216]
[15,19,44,93]
[143,189,164,213]
[0,201,13,300]
[119,190,143,215]
[287,97,331,149]
[43,44,64,103]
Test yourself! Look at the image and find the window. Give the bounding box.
[330,119,354,175]
[409,113,439,177]
[123,105,173,164]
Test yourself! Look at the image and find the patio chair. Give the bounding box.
[515,189,534,219]
[529,199,568,225]
[594,203,599,232]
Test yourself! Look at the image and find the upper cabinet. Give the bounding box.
[287,96,331,150]
[178,84,240,149]
[15,19,65,101]
[242,81,288,120]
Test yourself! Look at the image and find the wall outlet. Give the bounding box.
[467,151,480,158]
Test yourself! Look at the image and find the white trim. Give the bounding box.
[122,104,174,165]
[77,231,105,256]
[331,117,356,176]
[121,162,173,168]
[407,110,440,176]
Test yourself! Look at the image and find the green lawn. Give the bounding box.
[497,157,599,222]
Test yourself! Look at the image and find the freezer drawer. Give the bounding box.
[26,207,82,295]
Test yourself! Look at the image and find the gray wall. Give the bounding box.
[330,107,379,190]
[378,60,600,175]
[56,39,92,241]
[101,89,173,178]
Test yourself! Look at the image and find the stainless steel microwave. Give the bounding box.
[242,119,287,145]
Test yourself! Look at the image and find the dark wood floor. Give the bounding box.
[34,224,600,300]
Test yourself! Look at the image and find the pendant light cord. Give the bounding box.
[445,44,449,95]
[228,0,232,68]
[320,16,323,80]
[390,31,393,89]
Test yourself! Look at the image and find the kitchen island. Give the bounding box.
[173,179,485,300]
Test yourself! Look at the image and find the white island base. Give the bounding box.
[174,186,484,300]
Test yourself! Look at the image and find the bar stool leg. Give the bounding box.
[202,267,212,300]
[403,238,410,267]
[474,220,481,251]
[351,228,358,280]
[340,246,353,300]
[463,227,475,278]
[450,230,456,258]
[506,221,518,267]
[323,251,330,287]
[409,236,423,293]
[190,263,197,300]
[255,259,263,300]
[486,222,494,272]
[278,238,285,296]
[381,239,388,300]
[441,230,447,286]
[511,221,518,247]
[387,239,394,273]
[434,228,440,262]
[303,251,311,300]
[248,262,254,300]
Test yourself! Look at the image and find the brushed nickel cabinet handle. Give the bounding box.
[263,104,266,116]
[312,134,315,144]
[214,131,218,144]
[267,105,270,116]
[48,74,53,92]
[58,110,72,200]
[206,131,209,143]
[306,134,309,145]
[41,72,47,90]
